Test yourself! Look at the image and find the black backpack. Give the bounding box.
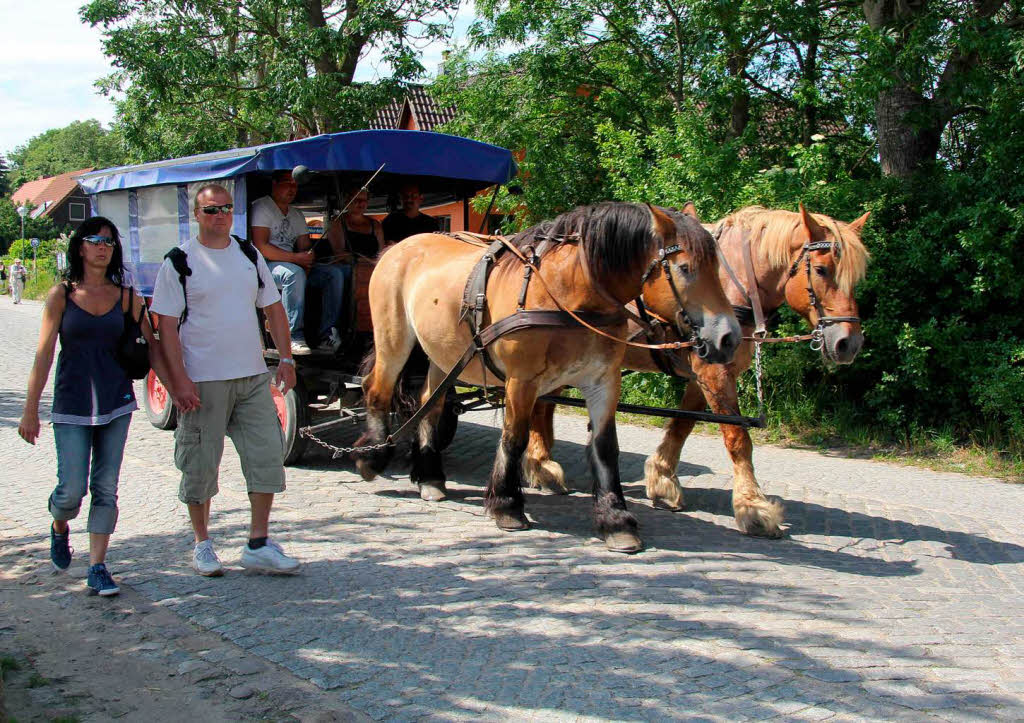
[164,235,264,327]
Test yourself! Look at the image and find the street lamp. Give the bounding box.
[16,204,28,240]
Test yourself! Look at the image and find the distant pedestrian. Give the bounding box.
[0,260,7,294]
[18,218,168,596]
[9,258,27,303]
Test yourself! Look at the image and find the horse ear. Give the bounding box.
[847,211,871,234]
[679,201,700,220]
[799,202,824,241]
[646,204,676,241]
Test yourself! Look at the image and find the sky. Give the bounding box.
[0,0,477,158]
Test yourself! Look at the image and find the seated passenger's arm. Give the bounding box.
[252,226,312,268]
[294,233,312,252]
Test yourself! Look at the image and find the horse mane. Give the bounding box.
[719,206,869,294]
[504,202,714,279]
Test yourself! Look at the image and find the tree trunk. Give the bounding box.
[726,54,750,139]
[875,84,943,178]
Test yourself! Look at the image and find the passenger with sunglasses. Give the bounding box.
[18,217,167,596]
[151,184,301,576]
[251,170,345,355]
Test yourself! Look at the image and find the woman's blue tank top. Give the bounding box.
[51,287,138,425]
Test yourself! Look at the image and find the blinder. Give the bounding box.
[789,239,860,352]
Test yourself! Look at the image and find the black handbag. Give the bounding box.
[116,287,152,380]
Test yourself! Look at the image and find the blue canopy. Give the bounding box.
[78,130,518,194]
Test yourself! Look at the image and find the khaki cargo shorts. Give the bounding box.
[174,373,286,505]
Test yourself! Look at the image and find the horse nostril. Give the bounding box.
[720,332,736,352]
[836,337,849,355]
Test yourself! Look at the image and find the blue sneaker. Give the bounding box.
[86,564,120,597]
[50,523,72,572]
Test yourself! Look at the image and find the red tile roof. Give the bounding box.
[370,85,456,132]
[11,168,93,217]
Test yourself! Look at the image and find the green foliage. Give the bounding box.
[82,0,459,161]
[0,200,58,254]
[438,0,1024,458]
[6,120,127,188]
[0,153,10,197]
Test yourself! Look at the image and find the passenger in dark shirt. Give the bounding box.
[382,184,440,242]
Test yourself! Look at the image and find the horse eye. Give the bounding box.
[677,263,690,276]
[814,266,828,278]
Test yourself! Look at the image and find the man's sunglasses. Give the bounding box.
[82,235,116,247]
[201,204,234,215]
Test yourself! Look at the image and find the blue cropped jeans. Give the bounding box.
[49,413,132,535]
[268,262,345,344]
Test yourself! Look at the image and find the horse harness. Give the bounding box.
[710,222,861,352]
[375,230,710,446]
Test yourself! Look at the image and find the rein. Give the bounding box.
[473,232,705,353]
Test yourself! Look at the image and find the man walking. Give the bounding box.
[151,184,301,575]
[9,258,27,303]
[252,170,345,354]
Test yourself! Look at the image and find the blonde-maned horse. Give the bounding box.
[353,203,740,553]
[525,203,870,538]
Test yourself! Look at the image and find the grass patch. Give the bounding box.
[1,655,20,678]
[26,672,48,688]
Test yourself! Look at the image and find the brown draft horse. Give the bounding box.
[353,203,740,552]
[525,204,870,538]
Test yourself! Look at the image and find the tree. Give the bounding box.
[81,0,461,161]
[0,154,10,197]
[7,120,127,189]
[861,0,1024,178]
[0,199,58,254]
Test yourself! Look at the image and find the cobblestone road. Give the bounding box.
[2,297,1023,721]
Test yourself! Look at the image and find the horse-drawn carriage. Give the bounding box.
[79,130,871,552]
[77,129,521,463]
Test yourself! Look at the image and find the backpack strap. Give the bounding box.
[164,247,191,328]
[232,235,265,289]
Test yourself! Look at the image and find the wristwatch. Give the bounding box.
[280,357,295,366]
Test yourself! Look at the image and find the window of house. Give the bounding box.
[68,202,87,222]
[436,215,452,233]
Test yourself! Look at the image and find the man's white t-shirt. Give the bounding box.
[250,196,308,253]
[150,238,281,383]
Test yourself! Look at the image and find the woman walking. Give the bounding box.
[19,217,166,596]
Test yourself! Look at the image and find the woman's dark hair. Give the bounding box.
[67,216,126,286]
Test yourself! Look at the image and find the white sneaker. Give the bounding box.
[322,327,343,354]
[240,538,301,574]
[291,339,312,355]
[192,539,223,576]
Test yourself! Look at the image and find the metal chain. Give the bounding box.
[299,426,394,459]
[753,337,765,419]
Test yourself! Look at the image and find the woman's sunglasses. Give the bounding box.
[82,235,116,247]
[201,204,234,215]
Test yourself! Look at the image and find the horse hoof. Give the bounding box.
[735,497,785,538]
[419,483,447,502]
[493,512,529,531]
[604,531,644,554]
[652,495,684,511]
[354,459,378,481]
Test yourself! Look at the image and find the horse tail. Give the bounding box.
[359,343,421,417]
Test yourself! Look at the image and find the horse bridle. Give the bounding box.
[639,243,710,358]
[787,240,861,353]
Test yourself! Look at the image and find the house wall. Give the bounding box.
[48,191,92,231]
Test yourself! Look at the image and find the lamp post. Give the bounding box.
[16,204,28,241]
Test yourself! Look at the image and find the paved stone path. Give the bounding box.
[2,297,1023,721]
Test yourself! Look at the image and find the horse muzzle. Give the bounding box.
[690,312,741,364]
[822,324,863,364]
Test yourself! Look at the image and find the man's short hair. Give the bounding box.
[271,170,293,184]
[194,184,232,211]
